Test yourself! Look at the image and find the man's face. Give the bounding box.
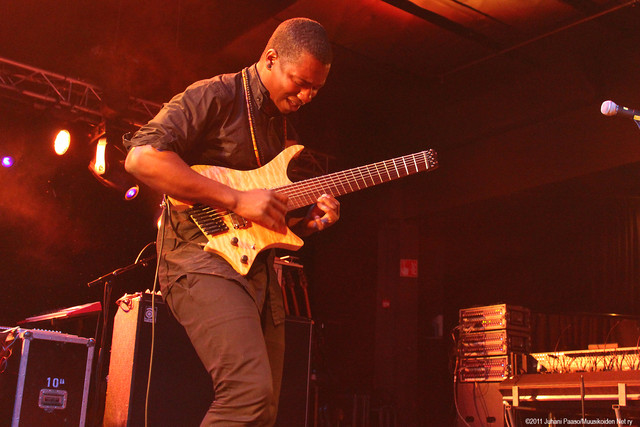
[267,51,331,114]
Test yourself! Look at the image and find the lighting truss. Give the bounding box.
[0,56,161,127]
[0,55,331,176]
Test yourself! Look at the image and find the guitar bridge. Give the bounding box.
[230,213,250,229]
[187,204,229,236]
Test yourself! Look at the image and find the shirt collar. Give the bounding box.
[247,63,280,116]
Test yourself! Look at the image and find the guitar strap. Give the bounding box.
[241,67,287,167]
[164,68,278,249]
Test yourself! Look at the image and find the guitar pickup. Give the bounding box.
[188,204,229,236]
[230,213,250,229]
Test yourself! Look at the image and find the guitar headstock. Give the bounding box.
[425,149,438,169]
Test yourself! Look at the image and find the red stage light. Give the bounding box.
[54,130,71,155]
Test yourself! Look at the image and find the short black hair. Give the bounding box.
[265,18,332,66]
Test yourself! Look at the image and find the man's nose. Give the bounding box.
[297,88,315,104]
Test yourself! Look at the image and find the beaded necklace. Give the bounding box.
[241,67,287,167]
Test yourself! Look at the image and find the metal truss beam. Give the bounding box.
[0,56,161,127]
[0,55,332,176]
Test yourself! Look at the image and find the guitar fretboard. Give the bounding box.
[278,149,438,210]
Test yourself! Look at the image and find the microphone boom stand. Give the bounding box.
[86,254,156,426]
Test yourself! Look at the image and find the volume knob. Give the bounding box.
[240,255,249,264]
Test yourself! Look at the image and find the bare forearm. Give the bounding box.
[125,145,238,210]
[124,145,289,231]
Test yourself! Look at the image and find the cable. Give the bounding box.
[600,320,622,371]
[90,276,113,425]
[0,327,19,374]
[135,241,157,264]
[451,325,472,427]
[144,197,168,427]
[553,324,572,353]
[472,382,488,425]
[503,403,513,427]
[452,369,472,427]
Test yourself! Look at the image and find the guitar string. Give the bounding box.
[281,151,432,196]
[195,75,435,221]
[217,71,435,217]
[279,154,433,208]
[277,151,435,209]
[286,161,430,202]
[197,68,286,224]
[195,151,435,223]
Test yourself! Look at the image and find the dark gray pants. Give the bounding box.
[165,273,285,426]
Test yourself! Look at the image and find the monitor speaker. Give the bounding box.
[455,381,504,427]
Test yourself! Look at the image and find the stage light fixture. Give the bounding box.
[88,121,143,201]
[124,185,139,201]
[92,137,108,175]
[2,156,14,167]
[54,129,71,156]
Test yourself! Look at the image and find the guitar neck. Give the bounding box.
[278,149,438,210]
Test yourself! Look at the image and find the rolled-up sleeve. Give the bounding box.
[124,78,227,156]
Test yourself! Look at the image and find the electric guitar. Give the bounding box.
[169,145,438,275]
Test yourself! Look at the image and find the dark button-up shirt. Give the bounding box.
[124,64,293,324]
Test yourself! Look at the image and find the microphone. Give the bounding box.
[601,100,640,121]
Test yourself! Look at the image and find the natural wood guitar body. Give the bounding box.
[169,144,438,275]
[169,145,305,276]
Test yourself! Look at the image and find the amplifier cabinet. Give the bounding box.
[103,293,314,427]
[0,328,94,427]
[103,293,212,427]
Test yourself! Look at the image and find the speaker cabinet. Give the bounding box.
[103,293,212,427]
[455,382,504,426]
[276,316,313,427]
[103,294,313,426]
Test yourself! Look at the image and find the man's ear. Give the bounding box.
[265,48,278,68]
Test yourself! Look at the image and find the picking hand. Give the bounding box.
[233,189,289,232]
